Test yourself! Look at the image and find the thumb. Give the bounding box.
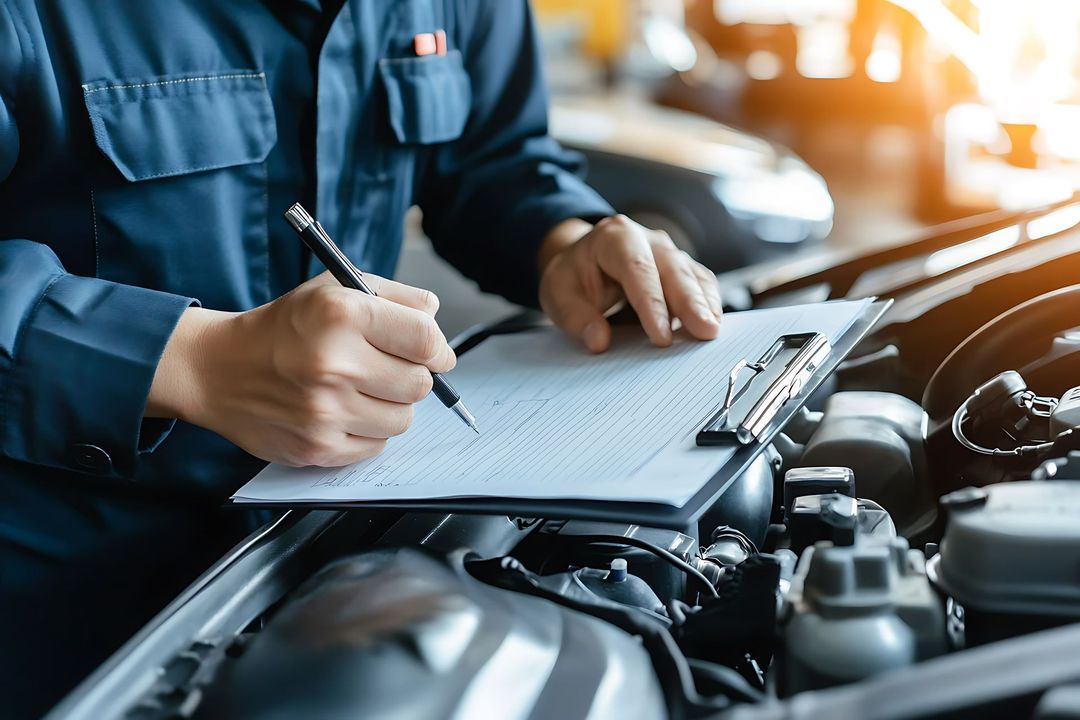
[545,291,612,353]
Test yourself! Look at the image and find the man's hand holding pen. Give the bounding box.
[145,272,455,467]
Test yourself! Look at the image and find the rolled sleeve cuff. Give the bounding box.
[492,175,613,308]
[4,274,196,478]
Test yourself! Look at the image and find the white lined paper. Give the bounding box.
[232,300,871,507]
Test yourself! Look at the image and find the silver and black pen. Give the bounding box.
[284,202,479,434]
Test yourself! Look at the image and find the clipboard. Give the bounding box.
[696,331,831,446]
[233,300,891,529]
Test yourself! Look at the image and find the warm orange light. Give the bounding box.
[973,0,1080,120]
[889,0,1080,118]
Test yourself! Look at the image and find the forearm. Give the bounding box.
[145,306,235,423]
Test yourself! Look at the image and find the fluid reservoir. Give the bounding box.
[780,536,931,695]
[926,481,1080,645]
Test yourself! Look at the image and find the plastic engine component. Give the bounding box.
[538,561,666,618]
[781,536,945,695]
[193,548,666,720]
[783,467,856,519]
[799,391,934,535]
[927,481,1080,644]
[788,493,896,554]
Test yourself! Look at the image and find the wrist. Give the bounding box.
[538,218,594,277]
[145,306,235,424]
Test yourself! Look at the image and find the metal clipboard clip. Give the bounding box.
[696,332,831,446]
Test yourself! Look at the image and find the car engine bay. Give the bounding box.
[49,200,1080,720]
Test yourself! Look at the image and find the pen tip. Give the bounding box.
[450,401,479,434]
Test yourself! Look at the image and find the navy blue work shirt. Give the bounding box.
[0,0,613,714]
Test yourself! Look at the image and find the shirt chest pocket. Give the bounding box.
[82,70,277,310]
[377,50,471,146]
[339,49,470,275]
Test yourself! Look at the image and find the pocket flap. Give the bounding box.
[83,70,277,182]
[378,50,472,145]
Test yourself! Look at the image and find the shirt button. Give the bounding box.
[71,444,113,475]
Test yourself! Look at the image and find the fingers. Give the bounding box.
[339,392,417,439]
[301,285,455,373]
[353,351,435,404]
[304,271,441,317]
[694,263,723,321]
[540,258,614,353]
[285,434,388,468]
[286,389,415,466]
[594,218,673,347]
[360,295,456,372]
[363,274,441,317]
[654,247,720,340]
[544,291,613,353]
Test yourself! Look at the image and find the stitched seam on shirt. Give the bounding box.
[82,72,265,95]
[89,185,100,277]
[86,85,268,108]
[129,159,265,181]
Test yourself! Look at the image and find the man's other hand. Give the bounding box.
[146,272,454,467]
[539,215,723,353]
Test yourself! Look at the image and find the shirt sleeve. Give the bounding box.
[0,6,196,479]
[416,0,614,308]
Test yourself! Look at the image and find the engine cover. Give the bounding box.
[194,548,666,720]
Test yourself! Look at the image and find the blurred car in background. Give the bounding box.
[550,96,834,271]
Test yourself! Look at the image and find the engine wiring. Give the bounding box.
[951,402,1060,457]
[559,533,721,599]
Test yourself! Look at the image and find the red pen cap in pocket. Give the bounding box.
[414,33,437,56]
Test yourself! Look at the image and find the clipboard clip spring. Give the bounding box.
[698,332,831,446]
[719,339,789,413]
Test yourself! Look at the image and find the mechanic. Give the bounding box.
[0,0,724,715]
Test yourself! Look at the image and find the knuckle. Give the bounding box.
[298,393,336,427]
[628,252,657,275]
[309,286,354,327]
[385,405,414,437]
[407,368,434,402]
[294,434,337,467]
[413,316,444,363]
[298,347,344,385]
[676,256,700,282]
[651,228,674,246]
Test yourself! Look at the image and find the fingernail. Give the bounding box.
[584,321,604,351]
